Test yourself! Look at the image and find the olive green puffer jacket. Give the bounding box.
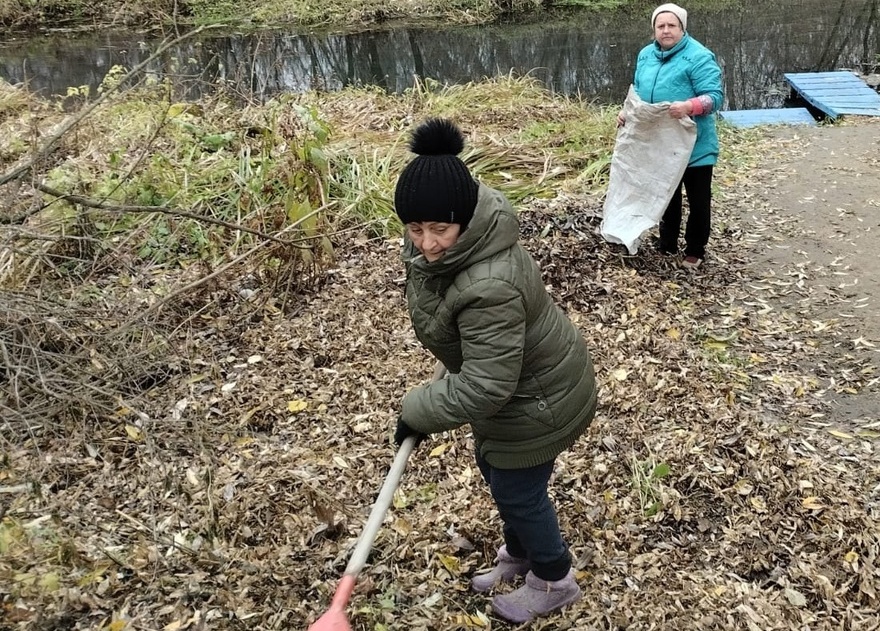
[400,183,597,469]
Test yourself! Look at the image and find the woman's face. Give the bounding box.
[654,12,684,50]
[407,222,462,262]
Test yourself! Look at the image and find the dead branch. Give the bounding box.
[34,182,291,245]
[112,200,339,334]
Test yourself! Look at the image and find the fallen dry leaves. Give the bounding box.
[2,125,879,631]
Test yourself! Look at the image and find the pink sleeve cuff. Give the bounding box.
[689,95,715,116]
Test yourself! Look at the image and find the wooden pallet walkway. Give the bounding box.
[719,108,816,128]
[784,70,880,119]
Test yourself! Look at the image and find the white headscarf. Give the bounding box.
[652,3,688,31]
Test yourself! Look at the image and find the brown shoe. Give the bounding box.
[682,255,702,269]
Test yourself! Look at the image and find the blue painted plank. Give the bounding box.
[787,71,860,79]
[789,74,859,83]
[719,108,817,128]
[795,85,876,94]
[802,93,879,101]
[784,71,880,119]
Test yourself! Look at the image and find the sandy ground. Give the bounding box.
[750,117,880,427]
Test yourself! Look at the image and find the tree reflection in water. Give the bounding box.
[0,0,877,110]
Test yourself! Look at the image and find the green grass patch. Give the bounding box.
[2,70,618,288]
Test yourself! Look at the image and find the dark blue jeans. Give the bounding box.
[475,449,571,581]
[659,164,714,259]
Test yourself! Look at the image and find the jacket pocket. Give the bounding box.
[471,394,557,443]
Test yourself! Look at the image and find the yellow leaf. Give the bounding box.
[666,328,681,340]
[13,572,36,585]
[287,400,308,413]
[78,568,106,586]
[429,442,449,457]
[390,517,412,536]
[38,572,59,592]
[828,429,854,440]
[392,489,408,509]
[611,368,629,381]
[734,479,753,495]
[801,496,825,510]
[436,553,460,574]
[107,621,127,631]
[124,424,143,441]
[456,613,489,628]
[167,102,198,118]
[844,550,859,564]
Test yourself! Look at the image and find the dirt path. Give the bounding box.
[749,117,880,428]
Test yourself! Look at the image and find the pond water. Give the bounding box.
[0,0,878,111]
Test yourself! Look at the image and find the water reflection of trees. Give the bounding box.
[0,0,877,111]
[703,0,880,109]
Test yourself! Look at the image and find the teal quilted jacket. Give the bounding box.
[633,33,724,167]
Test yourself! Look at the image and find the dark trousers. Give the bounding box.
[475,449,571,581]
[659,164,714,259]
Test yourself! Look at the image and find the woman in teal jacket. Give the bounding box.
[392,118,597,623]
[618,3,724,268]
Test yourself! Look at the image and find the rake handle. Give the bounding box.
[342,361,447,578]
[342,432,416,576]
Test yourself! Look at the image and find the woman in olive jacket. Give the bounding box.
[392,118,597,624]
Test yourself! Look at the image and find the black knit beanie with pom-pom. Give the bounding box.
[394,118,479,230]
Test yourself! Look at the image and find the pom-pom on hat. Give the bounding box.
[652,3,687,31]
[394,118,479,230]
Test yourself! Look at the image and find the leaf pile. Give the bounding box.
[3,120,880,631]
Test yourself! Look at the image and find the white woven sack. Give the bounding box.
[600,86,697,254]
